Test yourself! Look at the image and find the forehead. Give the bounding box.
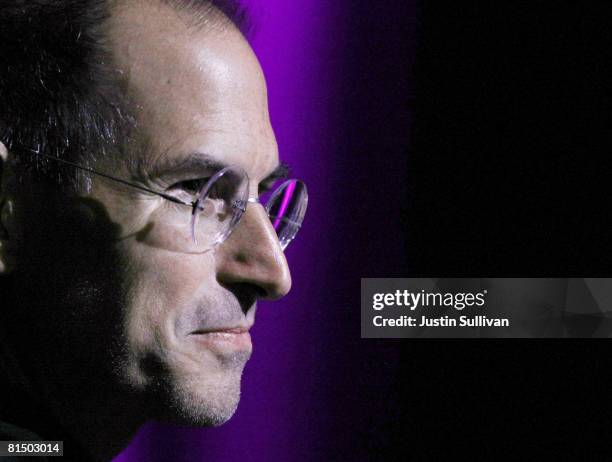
[107,1,278,179]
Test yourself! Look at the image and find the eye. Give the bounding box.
[169,177,211,195]
[258,179,277,196]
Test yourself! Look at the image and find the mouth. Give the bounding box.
[188,326,252,353]
[190,326,250,335]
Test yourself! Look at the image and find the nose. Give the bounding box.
[215,202,292,300]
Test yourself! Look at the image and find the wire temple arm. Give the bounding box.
[35,152,192,207]
[269,214,302,228]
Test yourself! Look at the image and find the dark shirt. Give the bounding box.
[0,385,92,462]
[0,420,48,461]
[1,280,94,461]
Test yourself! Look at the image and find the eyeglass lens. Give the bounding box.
[190,166,249,249]
[265,179,308,250]
[190,171,307,252]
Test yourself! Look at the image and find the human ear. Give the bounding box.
[0,141,16,274]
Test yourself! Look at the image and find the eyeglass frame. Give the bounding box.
[9,147,302,250]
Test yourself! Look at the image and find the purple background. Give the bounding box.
[115,1,414,460]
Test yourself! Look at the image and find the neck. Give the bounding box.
[0,278,151,461]
[0,365,150,462]
[53,388,149,462]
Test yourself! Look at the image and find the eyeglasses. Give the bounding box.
[29,152,308,253]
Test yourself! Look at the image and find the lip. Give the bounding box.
[188,326,252,352]
[190,326,250,335]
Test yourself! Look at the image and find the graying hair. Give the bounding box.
[0,0,248,191]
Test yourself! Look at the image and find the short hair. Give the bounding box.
[0,0,249,190]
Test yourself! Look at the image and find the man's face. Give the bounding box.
[4,3,291,426]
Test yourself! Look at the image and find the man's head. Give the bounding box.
[0,0,292,438]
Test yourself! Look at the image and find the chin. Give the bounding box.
[151,349,252,427]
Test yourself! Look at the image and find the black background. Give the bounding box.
[326,1,612,459]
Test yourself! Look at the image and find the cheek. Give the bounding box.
[119,243,218,353]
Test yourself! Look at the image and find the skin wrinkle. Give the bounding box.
[110,3,276,183]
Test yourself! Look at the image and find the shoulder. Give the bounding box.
[0,421,49,461]
[0,419,44,440]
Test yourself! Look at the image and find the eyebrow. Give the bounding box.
[141,152,226,180]
[140,151,291,185]
[260,162,290,186]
